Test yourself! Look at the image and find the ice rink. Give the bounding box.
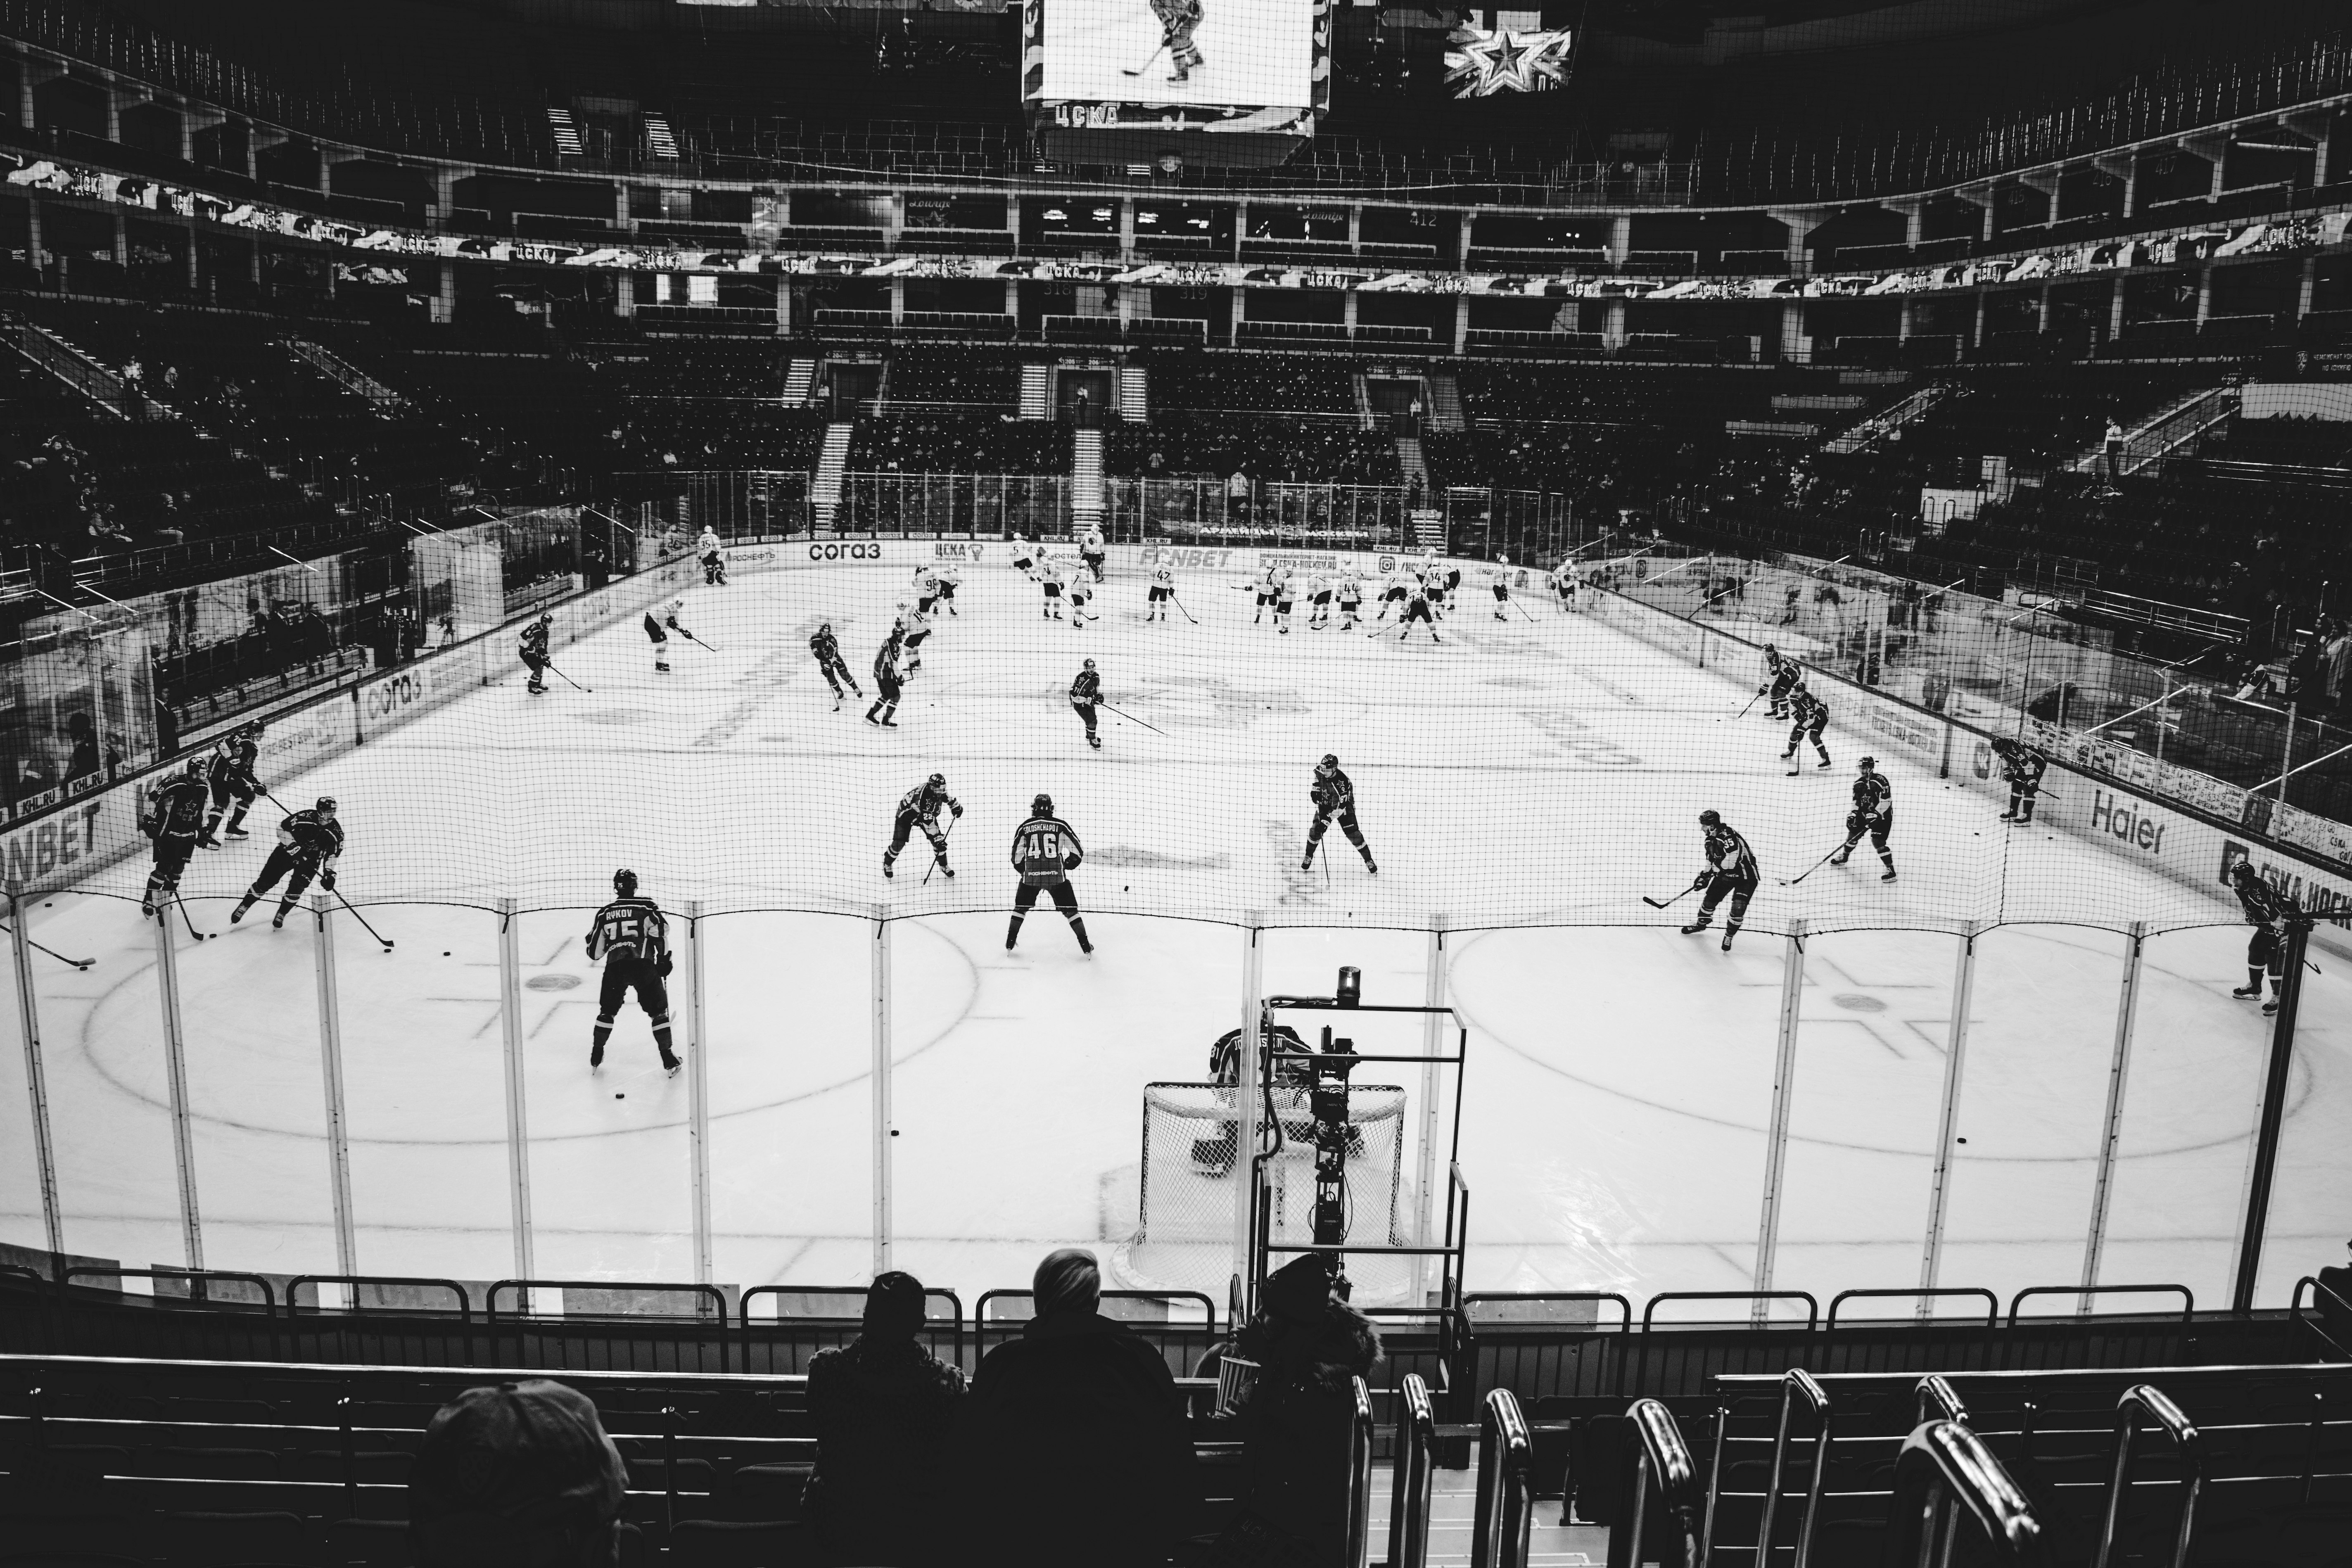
[1038,0,1314,110]
[1,555,2346,1316]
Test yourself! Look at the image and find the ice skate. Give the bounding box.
[2233,982,2264,999]
[883,854,896,879]
[880,716,899,728]
[1880,867,1897,882]
[2263,996,2281,1015]
[1999,809,2018,821]
[225,826,247,839]
[934,859,954,879]
[590,1040,605,1069]
[1721,928,1737,951]
[1816,755,1832,769]
[231,895,256,923]
[1087,733,1101,750]
[1680,918,1711,935]
[1830,850,1850,865]
[661,1052,681,1075]
[1361,854,1377,875]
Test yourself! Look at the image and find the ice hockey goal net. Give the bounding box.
[1113,1081,1415,1304]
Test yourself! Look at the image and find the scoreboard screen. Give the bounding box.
[1024,0,1327,137]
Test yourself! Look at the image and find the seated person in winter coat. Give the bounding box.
[408,1378,628,1568]
[1195,1255,1384,1568]
[2319,1238,2352,1352]
[803,1271,966,1564]
[954,1248,1201,1568]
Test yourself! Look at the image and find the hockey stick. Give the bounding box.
[332,886,394,949]
[923,813,959,886]
[1733,690,1763,720]
[176,892,211,941]
[1100,700,1167,737]
[1510,595,1535,624]
[0,920,94,969]
[545,660,594,694]
[1168,593,1199,625]
[1640,885,1699,910]
[1121,37,1170,75]
[1783,844,1849,886]
[680,628,723,654]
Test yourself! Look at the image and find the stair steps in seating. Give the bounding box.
[1018,363,1054,420]
[812,423,854,527]
[783,358,817,406]
[1117,366,1148,422]
[1426,371,1467,433]
[1072,429,1106,525]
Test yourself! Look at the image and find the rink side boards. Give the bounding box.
[0,555,699,902]
[1580,574,2352,958]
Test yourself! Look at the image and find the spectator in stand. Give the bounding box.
[1195,1255,1382,1568]
[803,1270,965,1564]
[409,1378,628,1568]
[954,1248,1199,1567]
[2317,618,2352,721]
[2103,416,2125,483]
[2319,1240,2352,1348]
[63,713,98,786]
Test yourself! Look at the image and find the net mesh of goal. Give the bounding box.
[1114,1081,1417,1305]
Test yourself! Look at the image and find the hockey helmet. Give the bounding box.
[1082,657,1096,671]
[2229,859,2259,886]
[241,718,266,738]
[928,772,946,789]
[1699,809,1722,828]
[897,601,909,611]
[1031,793,1054,818]
[1763,642,1778,655]
[538,611,553,625]
[613,868,638,897]
[818,620,831,634]
[184,755,209,777]
[1858,756,1877,770]
[1316,754,1339,776]
[315,796,337,816]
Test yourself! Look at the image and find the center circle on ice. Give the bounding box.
[526,974,582,991]
[1831,993,1886,1011]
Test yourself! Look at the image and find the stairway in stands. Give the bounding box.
[811,422,854,529]
[1396,434,1428,494]
[1117,365,1148,422]
[1425,371,1467,433]
[1017,363,1054,420]
[1071,429,1106,528]
[782,357,817,407]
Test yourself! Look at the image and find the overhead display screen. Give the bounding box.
[1024,0,1328,136]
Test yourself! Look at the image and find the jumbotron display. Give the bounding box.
[1023,0,1329,135]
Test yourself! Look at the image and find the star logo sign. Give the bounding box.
[1443,25,1573,97]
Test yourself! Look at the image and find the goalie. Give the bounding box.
[1151,0,1204,83]
[1192,1021,1366,1174]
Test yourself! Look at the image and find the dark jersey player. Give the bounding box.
[586,868,679,1072]
[140,757,212,918]
[1681,810,1760,951]
[199,720,263,847]
[1301,754,1377,875]
[885,773,962,879]
[1007,794,1092,955]
[2229,859,2309,1016]
[519,612,553,695]
[1992,737,2048,823]
[1830,756,1896,881]
[1783,681,1831,771]
[810,622,861,708]
[1070,658,1103,751]
[1760,645,1797,719]
[232,797,345,929]
[866,636,904,728]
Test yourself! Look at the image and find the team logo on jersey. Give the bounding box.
[809,543,882,561]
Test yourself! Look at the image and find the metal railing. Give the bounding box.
[1386,1373,1438,1568]
[1754,1368,1833,1568]
[1887,1419,2050,1567]
[1343,1375,1375,1568]
[1469,1387,1534,1568]
[2096,1384,2205,1568]
[1614,1397,1703,1568]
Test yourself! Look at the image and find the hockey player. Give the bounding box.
[1272,569,1298,634]
[199,719,263,847]
[1680,809,1759,951]
[231,796,344,929]
[865,634,903,728]
[1305,573,1332,629]
[1440,565,1463,619]
[1396,580,1440,644]
[1759,644,1797,719]
[1376,575,1410,622]
[1067,573,1096,628]
[809,621,861,708]
[1489,555,1514,620]
[1040,557,1067,620]
[1150,0,1204,82]
[519,612,553,695]
[1828,756,1896,881]
[1337,569,1364,630]
[1550,558,1580,611]
[1080,524,1106,582]
[645,598,689,674]
[1070,657,1103,750]
[1782,678,1831,771]
[935,563,962,616]
[902,602,933,673]
[140,757,211,918]
[1146,562,1177,622]
[698,527,726,586]
[1007,793,1092,954]
[884,773,962,880]
[1010,534,1037,579]
[1302,754,1377,875]
[914,564,942,617]
[2229,859,2309,1015]
[1992,737,2048,823]
[586,868,679,1073]
[1253,562,1280,625]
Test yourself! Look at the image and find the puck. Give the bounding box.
[443,950,452,956]
[615,1093,625,1099]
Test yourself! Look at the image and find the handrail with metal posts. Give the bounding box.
[2095,1384,2204,1568]
[2289,1275,2352,1362]
[1388,1373,1437,1568]
[1616,1399,1702,1568]
[1916,1374,1970,1425]
[1343,1376,1374,1568]
[1752,1369,1832,1568]
[1887,1420,2049,1567]
[1825,1287,1998,1329]
[1469,1388,1534,1568]
[2007,1284,2194,1326]
[1642,1291,1819,1332]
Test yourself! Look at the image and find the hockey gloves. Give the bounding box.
[1692,871,1712,890]
[320,868,337,892]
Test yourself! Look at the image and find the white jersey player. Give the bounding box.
[1551,558,1581,610]
[1490,555,1513,620]
[1305,573,1332,628]
[1010,534,1037,578]
[914,564,942,614]
[1040,558,1066,619]
[1272,567,1298,633]
[697,527,725,586]
[1337,569,1365,630]
[1146,564,1176,622]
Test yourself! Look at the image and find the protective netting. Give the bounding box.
[28,542,2316,939]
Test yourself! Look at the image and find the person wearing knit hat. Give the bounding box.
[953,1248,1201,1566]
[804,1270,966,1564]
[1197,1256,1383,1568]
[408,1379,627,1568]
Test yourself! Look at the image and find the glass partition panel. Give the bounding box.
[1775,928,1956,1310]
[35,890,181,1271]
[336,902,514,1282]
[706,910,873,1292]
[1446,925,1781,1301]
[2104,925,2269,1304]
[891,911,1240,1301]
[0,900,39,1257]
[171,890,335,1277]
[2255,929,2352,1306]
[516,905,691,1280]
[1937,924,2127,1302]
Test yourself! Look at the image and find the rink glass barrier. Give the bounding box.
[2,539,2348,1316]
